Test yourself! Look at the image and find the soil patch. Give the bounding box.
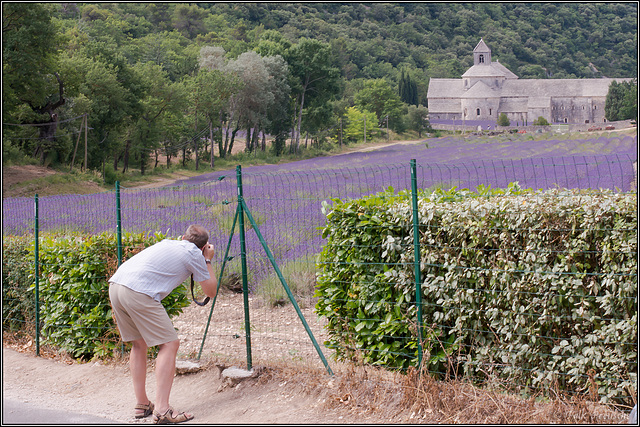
[2,165,105,198]
[3,165,57,188]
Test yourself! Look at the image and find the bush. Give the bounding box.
[2,232,190,359]
[497,112,510,126]
[2,142,37,167]
[103,163,118,186]
[316,185,637,404]
[533,116,550,126]
[2,236,36,332]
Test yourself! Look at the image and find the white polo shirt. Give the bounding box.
[109,239,210,302]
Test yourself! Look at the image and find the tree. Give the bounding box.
[135,31,198,81]
[3,3,65,164]
[618,80,638,121]
[58,49,138,172]
[130,62,185,174]
[225,51,274,154]
[199,45,227,71]
[190,67,239,164]
[605,79,637,122]
[3,3,58,116]
[407,105,429,137]
[146,3,173,32]
[533,116,550,126]
[157,108,188,168]
[344,107,377,143]
[172,4,206,39]
[288,38,341,153]
[255,29,292,58]
[354,79,405,131]
[497,112,510,126]
[399,68,418,106]
[262,55,292,154]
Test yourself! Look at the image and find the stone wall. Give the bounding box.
[430,119,636,133]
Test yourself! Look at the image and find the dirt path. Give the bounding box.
[3,341,632,425]
[1,291,383,424]
[2,345,361,424]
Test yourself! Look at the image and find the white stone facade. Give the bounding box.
[427,39,632,125]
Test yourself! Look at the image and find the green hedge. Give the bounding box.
[316,185,637,403]
[2,232,190,359]
[3,236,36,332]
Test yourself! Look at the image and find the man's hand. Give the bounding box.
[202,243,215,260]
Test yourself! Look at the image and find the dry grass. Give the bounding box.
[254,359,631,424]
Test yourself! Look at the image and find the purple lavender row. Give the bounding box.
[168,134,636,187]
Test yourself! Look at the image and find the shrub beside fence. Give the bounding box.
[2,235,36,333]
[36,232,191,358]
[3,232,191,358]
[316,185,637,404]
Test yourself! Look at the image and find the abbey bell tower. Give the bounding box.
[473,38,491,66]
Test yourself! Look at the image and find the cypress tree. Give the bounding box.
[399,68,418,106]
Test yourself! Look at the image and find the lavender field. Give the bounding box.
[170,132,637,189]
[3,133,637,287]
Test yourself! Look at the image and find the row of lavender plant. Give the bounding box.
[170,133,637,189]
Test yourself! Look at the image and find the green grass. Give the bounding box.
[255,254,319,308]
[208,202,266,233]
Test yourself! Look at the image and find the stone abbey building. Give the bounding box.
[427,39,631,125]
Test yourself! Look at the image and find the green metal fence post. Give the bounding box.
[410,159,424,369]
[236,165,252,370]
[116,181,122,266]
[115,181,125,356]
[34,194,40,357]
[239,198,334,375]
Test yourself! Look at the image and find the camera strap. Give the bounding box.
[190,274,210,306]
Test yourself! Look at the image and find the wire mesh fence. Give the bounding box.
[2,153,637,405]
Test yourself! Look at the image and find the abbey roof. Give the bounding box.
[428,77,621,99]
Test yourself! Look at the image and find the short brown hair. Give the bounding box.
[183,225,209,249]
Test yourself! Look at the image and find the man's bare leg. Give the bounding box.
[154,339,191,417]
[130,338,151,414]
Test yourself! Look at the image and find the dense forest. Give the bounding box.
[3,3,638,175]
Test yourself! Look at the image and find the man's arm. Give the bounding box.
[200,244,218,298]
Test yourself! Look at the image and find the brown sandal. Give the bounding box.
[153,407,194,424]
[134,401,154,419]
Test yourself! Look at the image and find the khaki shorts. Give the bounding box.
[109,283,178,347]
